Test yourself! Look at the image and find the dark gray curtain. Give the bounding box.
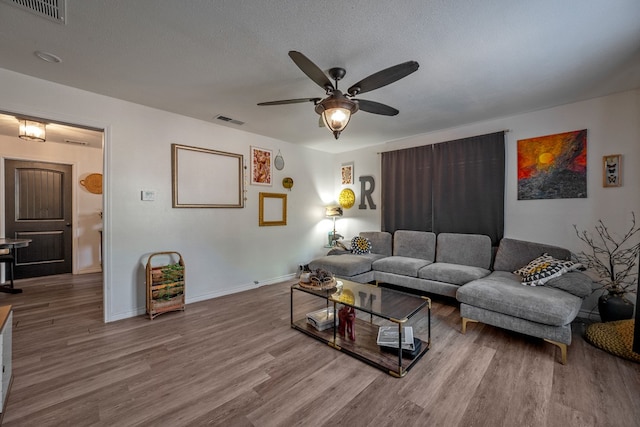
[381,131,505,245]
[381,146,433,232]
[432,132,505,245]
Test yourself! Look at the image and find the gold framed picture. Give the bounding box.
[171,144,244,208]
[259,192,287,226]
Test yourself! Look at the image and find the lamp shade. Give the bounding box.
[315,91,359,140]
[325,206,343,217]
[338,188,356,209]
[18,119,46,142]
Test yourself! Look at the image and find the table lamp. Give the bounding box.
[325,206,343,246]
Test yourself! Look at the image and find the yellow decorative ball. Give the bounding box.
[339,188,356,209]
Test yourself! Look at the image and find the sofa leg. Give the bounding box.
[461,317,478,334]
[544,339,567,365]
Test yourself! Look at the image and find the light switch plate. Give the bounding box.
[141,190,156,201]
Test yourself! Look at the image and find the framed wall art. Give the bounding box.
[251,146,273,186]
[171,144,244,208]
[341,162,354,185]
[603,154,622,187]
[259,192,287,226]
[517,129,587,200]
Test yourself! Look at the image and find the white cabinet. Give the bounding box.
[0,305,12,415]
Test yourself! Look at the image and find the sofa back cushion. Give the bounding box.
[359,231,392,256]
[436,233,492,269]
[393,230,436,261]
[493,238,571,272]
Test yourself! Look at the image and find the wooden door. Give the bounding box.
[4,160,73,278]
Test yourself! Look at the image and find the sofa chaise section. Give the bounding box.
[456,238,592,364]
[308,231,391,283]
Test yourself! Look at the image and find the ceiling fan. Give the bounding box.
[258,51,419,140]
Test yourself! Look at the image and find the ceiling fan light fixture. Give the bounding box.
[315,93,358,140]
[18,119,46,142]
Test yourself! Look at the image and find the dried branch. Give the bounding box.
[573,212,639,296]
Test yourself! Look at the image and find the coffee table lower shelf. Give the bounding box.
[292,318,430,378]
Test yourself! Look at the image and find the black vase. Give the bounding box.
[598,294,634,322]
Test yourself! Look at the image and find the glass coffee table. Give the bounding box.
[291,279,431,378]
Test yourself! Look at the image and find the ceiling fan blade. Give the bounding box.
[356,99,399,116]
[348,61,419,95]
[288,51,334,91]
[257,97,321,106]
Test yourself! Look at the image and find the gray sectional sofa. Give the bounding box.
[309,230,593,364]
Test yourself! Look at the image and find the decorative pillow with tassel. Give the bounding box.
[514,253,580,286]
[351,236,372,255]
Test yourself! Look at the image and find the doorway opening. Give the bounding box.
[0,111,104,315]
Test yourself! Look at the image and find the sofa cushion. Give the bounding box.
[372,256,432,277]
[435,233,492,269]
[360,231,392,256]
[456,271,583,326]
[393,230,436,261]
[493,238,571,272]
[419,262,490,285]
[309,253,386,277]
[544,271,593,298]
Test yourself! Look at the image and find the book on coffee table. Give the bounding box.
[376,326,414,350]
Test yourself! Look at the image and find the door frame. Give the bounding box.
[0,107,109,323]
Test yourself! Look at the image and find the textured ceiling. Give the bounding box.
[0,1,639,153]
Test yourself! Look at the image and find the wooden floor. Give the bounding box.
[0,273,638,426]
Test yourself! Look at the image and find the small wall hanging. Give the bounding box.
[603,154,622,187]
[282,177,294,190]
[274,150,285,170]
[251,146,272,186]
[341,162,354,185]
[80,173,103,194]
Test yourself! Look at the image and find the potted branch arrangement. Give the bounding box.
[574,212,639,322]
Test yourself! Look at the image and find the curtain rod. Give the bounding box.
[376,129,511,154]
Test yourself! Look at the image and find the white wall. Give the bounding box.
[0,68,334,322]
[0,136,103,274]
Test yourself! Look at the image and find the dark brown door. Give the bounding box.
[4,159,73,278]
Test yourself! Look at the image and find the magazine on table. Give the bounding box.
[376,326,414,350]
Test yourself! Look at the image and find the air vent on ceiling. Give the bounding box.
[2,0,66,24]
[63,139,88,146]
[214,114,245,126]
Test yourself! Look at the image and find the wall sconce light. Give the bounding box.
[338,188,356,209]
[18,119,46,142]
[325,206,344,246]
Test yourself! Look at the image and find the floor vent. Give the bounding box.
[214,114,245,126]
[2,0,66,24]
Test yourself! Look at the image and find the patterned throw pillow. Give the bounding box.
[351,236,372,255]
[514,253,571,286]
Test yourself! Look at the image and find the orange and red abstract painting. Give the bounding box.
[517,129,587,200]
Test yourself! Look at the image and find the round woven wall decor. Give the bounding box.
[80,173,103,194]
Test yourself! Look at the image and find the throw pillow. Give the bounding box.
[514,253,569,286]
[351,236,372,255]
